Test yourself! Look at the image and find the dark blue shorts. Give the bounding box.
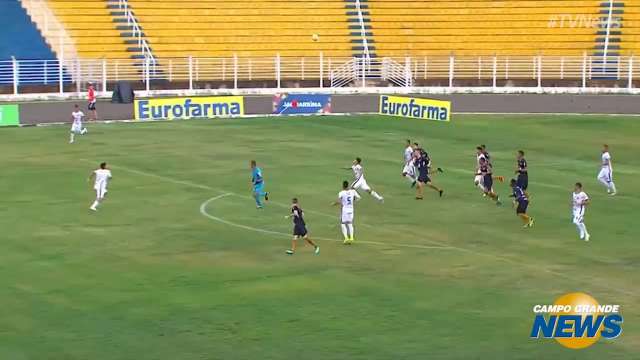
[483,175,493,191]
[88,101,96,111]
[293,224,307,237]
[516,200,529,214]
[418,174,430,183]
[517,173,528,190]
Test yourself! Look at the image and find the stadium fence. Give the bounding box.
[1,54,638,97]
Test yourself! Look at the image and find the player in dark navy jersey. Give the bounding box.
[515,150,528,191]
[478,157,501,205]
[414,149,444,200]
[510,178,534,227]
[285,198,319,255]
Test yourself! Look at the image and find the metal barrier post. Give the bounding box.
[11,57,18,95]
[188,56,193,90]
[59,36,64,94]
[319,52,324,88]
[405,56,411,87]
[628,56,634,90]
[75,58,81,95]
[492,56,497,89]
[102,58,107,94]
[537,56,542,88]
[448,55,454,88]
[233,53,238,89]
[581,52,587,89]
[361,58,366,87]
[276,53,281,88]
[145,57,150,93]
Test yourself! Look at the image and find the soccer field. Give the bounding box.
[1,114,638,359]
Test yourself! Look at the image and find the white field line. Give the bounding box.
[14,110,640,129]
[200,194,451,250]
[82,159,638,298]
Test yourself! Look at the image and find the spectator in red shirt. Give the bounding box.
[87,83,97,120]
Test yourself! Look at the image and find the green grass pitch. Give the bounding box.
[0,114,638,359]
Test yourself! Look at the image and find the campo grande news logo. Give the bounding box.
[530,292,623,349]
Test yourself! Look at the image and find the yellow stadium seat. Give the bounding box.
[368,0,602,56]
[128,0,353,59]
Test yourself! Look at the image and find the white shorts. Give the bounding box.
[351,177,371,192]
[341,210,354,223]
[71,122,83,133]
[474,174,484,185]
[572,207,585,224]
[597,168,612,183]
[402,163,415,177]
[95,184,108,199]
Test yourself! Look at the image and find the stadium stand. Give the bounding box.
[367,0,604,56]
[0,0,70,87]
[0,0,56,60]
[47,0,133,59]
[620,1,639,54]
[125,0,354,58]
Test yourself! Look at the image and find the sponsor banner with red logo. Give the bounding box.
[272,93,331,115]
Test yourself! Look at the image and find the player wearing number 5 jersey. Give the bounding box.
[333,180,361,244]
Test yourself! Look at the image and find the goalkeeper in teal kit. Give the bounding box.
[250,160,269,208]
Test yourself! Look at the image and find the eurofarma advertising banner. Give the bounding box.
[272,93,331,115]
[0,104,20,126]
[135,96,244,120]
[379,95,451,121]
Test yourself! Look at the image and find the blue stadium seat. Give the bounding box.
[0,0,56,60]
[0,1,72,86]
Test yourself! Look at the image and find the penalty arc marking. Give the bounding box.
[199,193,452,251]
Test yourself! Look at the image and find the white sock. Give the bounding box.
[609,182,617,193]
[70,133,75,142]
[341,224,349,239]
[476,183,485,192]
[371,191,383,201]
[576,223,584,238]
[347,224,354,238]
[91,200,99,209]
[81,128,87,135]
[580,223,589,237]
[404,174,415,183]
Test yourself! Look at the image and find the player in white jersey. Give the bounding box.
[333,180,361,244]
[401,140,416,186]
[346,157,384,202]
[474,146,487,193]
[88,162,112,211]
[70,104,88,144]
[571,182,591,241]
[597,144,617,195]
